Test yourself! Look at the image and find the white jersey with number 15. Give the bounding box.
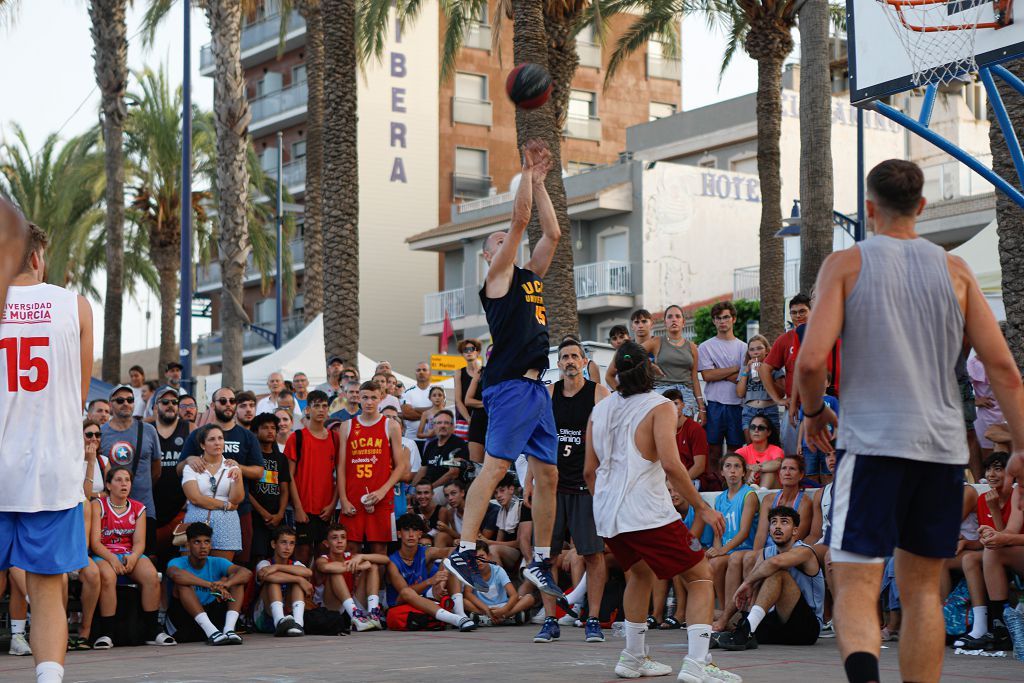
[0,282,83,512]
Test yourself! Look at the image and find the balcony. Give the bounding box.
[424,288,466,324]
[196,314,306,365]
[563,115,602,141]
[452,97,493,127]
[732,258,800,302]
[452,173,493,200]
[267,157,306,193]
[578,41,602,69]
[250,81,308,136]
[922,154,992,203]
[464,22,491,51]
[195,238,307,292]
[574,260,634,313]
[647,53,682,81]
[200,10,306,75]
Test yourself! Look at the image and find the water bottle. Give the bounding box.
[666,587,677,617]
[611,621,626,638]
[1004,603,1024,661]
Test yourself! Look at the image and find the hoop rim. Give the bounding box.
[879,0,1014,32]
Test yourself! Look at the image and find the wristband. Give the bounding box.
[803,402,827,418]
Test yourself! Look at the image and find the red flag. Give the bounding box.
[440,309,454,353]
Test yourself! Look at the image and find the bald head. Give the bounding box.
[483,231,507,263]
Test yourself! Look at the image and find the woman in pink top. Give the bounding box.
[735,415,784,488]
[967,353,1005,455]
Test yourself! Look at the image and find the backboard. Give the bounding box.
[848,0,1024,104]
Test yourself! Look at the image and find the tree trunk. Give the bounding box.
[89,0,128,383]
[797,0,834,296]
[512,0,580,342]
[206,0,252,390]
[298,0,325,323]
[989,58,1024,370]
[321,0,359,362]
[153,240,180,371]
[745,20,792,342]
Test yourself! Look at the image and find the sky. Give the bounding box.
[0,3,758,358]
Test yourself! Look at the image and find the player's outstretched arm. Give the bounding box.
[526,144,559,278]
[485,146,537,299]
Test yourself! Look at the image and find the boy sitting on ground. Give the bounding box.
[459,540,536,625]
[254,526,314,637]
[315,523,388,631]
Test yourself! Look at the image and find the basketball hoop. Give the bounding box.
[878,0,1014,86]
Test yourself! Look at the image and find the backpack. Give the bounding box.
[943,578,973,639]
[385,597,453,631]
[303,606,351,636]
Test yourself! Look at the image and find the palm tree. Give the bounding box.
[89,0,131,383]
[322,0,359,363]
[145,0,258,390]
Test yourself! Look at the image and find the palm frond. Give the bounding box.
[605,0,685,82]
[140,0,176,48]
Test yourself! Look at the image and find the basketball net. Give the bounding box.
[878,0,1013,87]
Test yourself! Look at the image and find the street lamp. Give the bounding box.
[774,199,860,242]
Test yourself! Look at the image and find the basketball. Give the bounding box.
[505,63,553,110]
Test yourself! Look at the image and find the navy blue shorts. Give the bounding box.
[482,378,557,465]
[0,504,88,574]
[828,451,963,559]
[705,401,744,447]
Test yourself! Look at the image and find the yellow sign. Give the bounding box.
[431,354,467,372]
[430,375,451,385]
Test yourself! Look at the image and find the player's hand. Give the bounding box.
[803,406,838,454]
[1002,452,1024,507]
[733,582,753,611]
[700,506,726,538]
[340,498,357,516]
[186,456,205,473]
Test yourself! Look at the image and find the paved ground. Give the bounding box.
[1,627,1021,682]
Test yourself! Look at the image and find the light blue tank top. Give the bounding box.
[763,540,825,625]
[708,485,757,552]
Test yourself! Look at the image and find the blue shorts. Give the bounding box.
[802,446,832,476]
[1,504,88,575]
[705,401,744,447]
[828,451,963,559]
[482,378,557,465]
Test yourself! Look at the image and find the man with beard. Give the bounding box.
[152,386,194,570]
[316,355,345,404]
[180,387,266,565]
[235,391,258,430]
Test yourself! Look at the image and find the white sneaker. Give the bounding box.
[615,649,673,678]
[530,609,547,625]
[8,633,31,656]
[558,606,581,626]
[677,657,743,683]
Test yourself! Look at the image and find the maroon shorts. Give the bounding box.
[604,521,705,580]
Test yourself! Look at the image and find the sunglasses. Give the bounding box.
[180,403,196,410]
[84,431,101,439]
[209,476,218,494]
[750,424,769,432]
[462,346,477,353]
[112,396,134,405]
[159,399,179,406]
[216,397,236,405]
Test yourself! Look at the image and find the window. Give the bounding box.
[567,160,597,175]
[579,23,596,44]
[649,39,667,59]
[255,298,277,324]
[568,90,597,119]
[649,101,677,121]
[292,64,307,85]
[597,228,629,262]
[455,147,488,177]
[291,140,307,160]
[698,154,717,169]
[730,154,758,175]
[455,72,488,101]
[255,79,265,98]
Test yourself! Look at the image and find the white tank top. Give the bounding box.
[820,483,833,541]
[591,391,681,538]
[0,283,84,512]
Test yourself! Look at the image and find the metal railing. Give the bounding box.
[578,41,602,69]
[464,22,491,51]
[452,173,493,200]
[733,258,800,301]
[574,261,632,298]
[452,97,493,127]
[267,157,306,190]
[200,10,306,71]
[647,53,682,81]
[250,81,308,126]
[196,314,306,361]
[563,115,602,141]
[196,238,306,289]
[921,154,992,203]
[424,288,466,324]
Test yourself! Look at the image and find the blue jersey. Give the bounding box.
[387,545,437,606]
[708,485,758,552]
[167,556,232,606]
[480,266,549,388]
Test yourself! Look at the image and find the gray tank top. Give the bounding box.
[655,338,694,388]
[763,540,825,626]
[837,236,967,464]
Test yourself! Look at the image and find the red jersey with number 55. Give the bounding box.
[0,283,83,512]
[344,415,393,504]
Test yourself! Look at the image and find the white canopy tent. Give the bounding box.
[951,220,1005,320]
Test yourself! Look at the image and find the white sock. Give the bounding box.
[687,624,712,665]
[565,574,588,605]
[459,540,477,553]
[624,620,647,656]
[342,598,357,618]
[970,606,988,638]
[291,601,305,627]
[35,662,63,683]
[194,611,218,637]
[533,547,551,563]
[747,605,766,632]
[367,594,380,611]
[435,607,463,627]
[223,610,239,633]
[270,601,285,626]
[452,593,467,617]
[11,619,27,635]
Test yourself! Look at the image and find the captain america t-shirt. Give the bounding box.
[100,421,161,519]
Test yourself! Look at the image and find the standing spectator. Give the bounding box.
[401,362,434,450]
[413,411,468,505]
[166,523,251,645]
[181,424,244,561]
[274,407,294,446]
[100,385,161,553]
[234,391,257,430]
[968,350,1006,459]
[179,387,265,566]
[87,398,112,426]
[416,386,448,440]
[608,324,630,349]
[249,413,291,564]
[276,391,302,427]
[140,382,158,416]
[331,381,362,421]
[736,334,781,440]
[759,294,812,456]
[178,394,198,424]
[630,308,654,345]
[152,386,193,570]
[285,390,339,565]
[89,466,174,648]
[316,356,345,404]
[253,527,312,637]
[382,405,419,518]
[292,372,310,414]
[698,301,748,471]
[465,361,488,465]
[454,339,483,439]
[128,365,146,419]
[256,372,287,415]
[663,389,710,490]
[143,362,185,420]
[956,350,984,481]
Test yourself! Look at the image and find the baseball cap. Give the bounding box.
[109,384,134,399]
[154,385,179,401]
[165,361,184,371]
[327,355,345,366]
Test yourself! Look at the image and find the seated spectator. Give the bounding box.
[607,324,630,349]
[384,514,475,632]
[285,391,339,565]
[717,506,825,650]
[736,416,784,488]
[412,482,442,542]
[975,484,1024,651]
[315,523,388,631]
[806,450,839,595]
[416,386,448,440]
[459,540,535,625]
[436,479,498,548]
[72,424,102,650]
[166,523,251,645]
[89,466,174,648]
[253,527,313,637]
[180,424,244,561]
[249,413,291,564]
[663,388,710,491]
[488,474,527,574]
[1,568,31,656]
[412,411,468,505]
[87,398,111,426]
[943,482,982,646]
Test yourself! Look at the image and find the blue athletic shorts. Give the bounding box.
[482,378,557,464]
[705,401,744,447]
[802,446,832,476]
[828,451,963,559]
[0,504,88,575]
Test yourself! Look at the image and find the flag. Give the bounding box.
[440,309,454,353]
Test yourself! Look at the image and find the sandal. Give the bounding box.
[659,617,684,630]
[646,616,660,629]
[67,635,92,651]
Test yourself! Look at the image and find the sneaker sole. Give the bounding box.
[443,557,489,592]
[614,665,643,679]
[586,636,606,643]
[533,636,558,643]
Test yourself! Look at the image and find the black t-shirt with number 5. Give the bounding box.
[479,265,549,389]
